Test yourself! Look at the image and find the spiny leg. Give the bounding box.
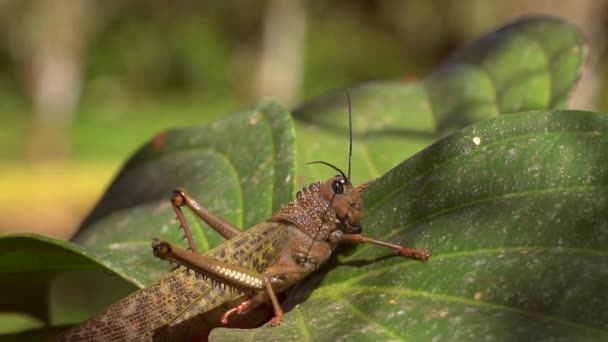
[151,239,285,325]
[340,233,430,261]
[171,188,242,251]
[172,198,199,255]
[152,239,266,290]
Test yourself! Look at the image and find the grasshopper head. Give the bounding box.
[321,174,362,234]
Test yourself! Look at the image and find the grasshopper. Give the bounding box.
[53,92,430,341]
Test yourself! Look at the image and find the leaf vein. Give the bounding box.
[332,293,405,341]
[332,285,608,336]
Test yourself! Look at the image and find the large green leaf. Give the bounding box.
[212,110,608,341]
[0,16,595,341]
[0,100,296,328]
[294,16,586,186]
[71,99,296,287]
[0,234,132,321]
[0,233,136,337]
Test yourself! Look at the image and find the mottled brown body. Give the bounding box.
[52,92,431,341]
[53,176,428,341]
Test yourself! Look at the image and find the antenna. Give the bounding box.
[307,161,347,180]
[304,90,354,259]
[306,90,353,182]
[345,89,353,180]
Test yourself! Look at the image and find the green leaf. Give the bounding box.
[0,234,97,321]
[211,110,608,341]
[0,233,137,331]
[0,325,68,342]
[0,100,296,325]
[72,99,296,287]
[294,16,586,186]
[1,16,595,341]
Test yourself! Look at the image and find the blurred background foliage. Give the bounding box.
[0,0,606,239]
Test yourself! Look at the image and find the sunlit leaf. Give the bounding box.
[294,16,586,186]
[212,110,608,341]
[0,100,296,326]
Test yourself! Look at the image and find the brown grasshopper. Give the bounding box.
[53,92,430,341]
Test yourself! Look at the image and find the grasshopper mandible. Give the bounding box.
[53,92,430,341]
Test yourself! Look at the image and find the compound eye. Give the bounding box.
[331,179,345,194]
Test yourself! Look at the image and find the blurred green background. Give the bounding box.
[0,0,606,239]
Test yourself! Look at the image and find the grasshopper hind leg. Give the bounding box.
[171,187,244,255]
[172,199,200,255]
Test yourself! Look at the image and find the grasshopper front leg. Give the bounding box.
[339,233,431,261]
[350,179,430,260]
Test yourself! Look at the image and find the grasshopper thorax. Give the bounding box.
[269,171,363,245]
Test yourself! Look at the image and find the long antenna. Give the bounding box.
[307,161,347,180]
[345,89,353,180]
[303,90,353,260]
